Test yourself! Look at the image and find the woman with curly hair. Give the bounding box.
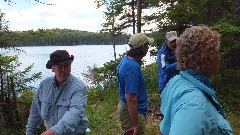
[160,26,233,135]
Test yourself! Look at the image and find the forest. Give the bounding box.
[8,29,130,46]
[1,0,240,134]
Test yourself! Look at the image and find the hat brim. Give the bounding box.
[55,60,73,65]
[46,55,74,69]
[46,60,54,69]
[148,38,154,44]
[46,60,73,69]
[167,36,179,41]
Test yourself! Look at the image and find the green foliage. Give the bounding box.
[212,19,240,34]
[212,68,240,112]
[82,53,125,87]
[142,62,160,107]
[98,0,135,34]
[18,89,36,104]
[0,11,10,48]
[9,29,129,46]
[86,58,240,134]
[0,54,42,92]
[0,9,42,133]
[212,67,240,135]
[96,0,161,34]
[149,30,165,55]
[86,69,160,135]
[151,0,240,54]
[86,87,121,134]
[226,111,240,135]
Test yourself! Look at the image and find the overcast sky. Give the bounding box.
[0,0,105,32]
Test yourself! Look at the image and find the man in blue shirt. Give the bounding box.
[117,33,154,135]
[26,50,88,135]
[157,31,180,93]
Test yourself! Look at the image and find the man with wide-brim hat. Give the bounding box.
[46,50,74,69]
[46,50,74,85]
[26,50,89,135]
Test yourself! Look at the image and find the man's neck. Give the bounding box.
[55,77,67,87]
[128,55,142,62]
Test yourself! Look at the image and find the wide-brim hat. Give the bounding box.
[46,50,74,69]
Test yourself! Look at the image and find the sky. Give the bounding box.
[0,0,106,32]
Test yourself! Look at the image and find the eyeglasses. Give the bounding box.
[210,48,224,53]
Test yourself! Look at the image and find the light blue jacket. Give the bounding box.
[26,74,88,135]
[160,70,233,135]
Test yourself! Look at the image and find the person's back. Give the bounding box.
[160,26,233,135]
[160,70,233,135]
[118,55,148,113]
[117,33,154,135]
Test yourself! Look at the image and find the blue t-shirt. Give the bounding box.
[117,55,148,114]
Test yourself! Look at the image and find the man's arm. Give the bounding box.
[51,86,88,134]
[158,53,177,74]
[26,94,42,135]
[126,93,139,135]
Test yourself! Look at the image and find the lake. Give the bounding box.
[1,45,156,87]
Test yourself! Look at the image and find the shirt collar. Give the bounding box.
[180,70,216,98]
[180,70,226,117]
[52,74,72,87]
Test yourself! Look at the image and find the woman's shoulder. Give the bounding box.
[165,75,209,106]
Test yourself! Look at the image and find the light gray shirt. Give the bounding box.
[26,74,88,135]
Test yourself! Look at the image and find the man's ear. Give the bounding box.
[141,44,145,50]
[51,66,54,72]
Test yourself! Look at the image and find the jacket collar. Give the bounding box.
[180,70,225,117]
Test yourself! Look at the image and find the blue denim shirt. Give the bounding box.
[26,74,88,135]
[160,70,233,135]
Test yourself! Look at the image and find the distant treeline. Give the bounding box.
[9,28,130,46]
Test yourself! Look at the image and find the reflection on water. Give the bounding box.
[1,45,156,88]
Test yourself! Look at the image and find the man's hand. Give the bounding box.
[126,93,139,135]
[41,129,55,135]
[126,125,139,135]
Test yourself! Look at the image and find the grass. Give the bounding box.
[0,85,239,135]
[86,86,160,135]
[226,111,240,135]
[86,86,240,135]
[86,86,122,134]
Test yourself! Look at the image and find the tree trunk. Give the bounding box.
[136,0,142,33]
[0,68,4,102]
[131,0,136,34]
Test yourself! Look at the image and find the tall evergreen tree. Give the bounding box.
[0,10,41,130]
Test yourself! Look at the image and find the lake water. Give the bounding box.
[1,45,156,87]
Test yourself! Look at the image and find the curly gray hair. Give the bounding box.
[175,26,221,74]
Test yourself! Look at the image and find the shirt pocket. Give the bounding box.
[40,101,52,121]
[57,99,71,119]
